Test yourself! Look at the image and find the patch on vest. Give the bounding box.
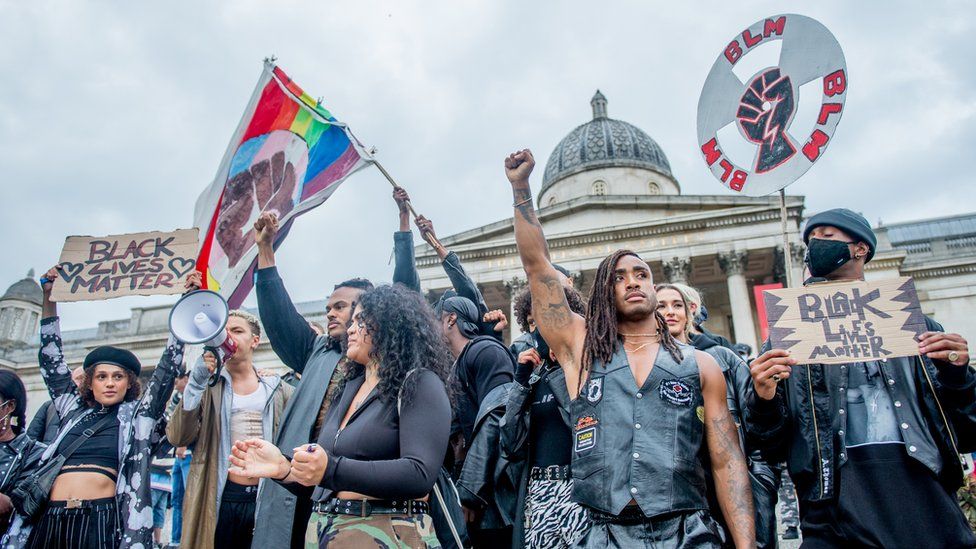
[696,406,705,423]
[576,415,599,431]
[659,379,694,407]
[584,377,603,405]
[575,427,596,453]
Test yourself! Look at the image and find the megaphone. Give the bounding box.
[169,290,238,386]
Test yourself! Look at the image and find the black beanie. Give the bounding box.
[803,208,877,263]
[84,346,142,376]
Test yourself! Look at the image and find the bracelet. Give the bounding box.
[39,277,52,286]
[275,462,292,481]
[513,197,532,208]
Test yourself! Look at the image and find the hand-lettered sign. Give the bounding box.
[763,277,925,365]
[697,14,847,196]
[51,229,200,302]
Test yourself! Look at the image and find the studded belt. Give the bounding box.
[529,464,571,481]
[313,497,430,517]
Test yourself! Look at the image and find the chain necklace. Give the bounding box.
[622,334,660,354]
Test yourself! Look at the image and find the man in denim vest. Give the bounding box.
[503,148,755,548]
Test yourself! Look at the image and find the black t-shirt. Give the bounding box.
[455,337,515,444]
[800,444,975,548]
[528,372,571,468]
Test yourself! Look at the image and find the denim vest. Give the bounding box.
[571,342,708,517]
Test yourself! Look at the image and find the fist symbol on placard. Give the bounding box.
[215,131,307,267]
[737,68,796,173]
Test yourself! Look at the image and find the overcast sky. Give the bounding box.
[2,1,973,330]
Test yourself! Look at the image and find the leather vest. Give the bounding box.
[571,343,708,517]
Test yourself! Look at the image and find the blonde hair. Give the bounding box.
[656,283,702,336]
[228,310,262,338]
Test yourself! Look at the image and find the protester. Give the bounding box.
[500,285,591,548]
[504,148,754,548]
[437,293,515,546]
[228,284,452,548]
[2,267,188,549]
[166,309,293,549]
[657,283,779,548]
[25,368,84,445]
[0,371,44,534]
[746,208,976,548]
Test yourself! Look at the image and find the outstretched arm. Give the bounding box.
[700,351,755,549]
[392,187,422,292]
[505,149,585,396]
[37,267,74,404]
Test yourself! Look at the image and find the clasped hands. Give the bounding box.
[228,438,329,487]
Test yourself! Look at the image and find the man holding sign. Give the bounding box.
[746,208,976,548]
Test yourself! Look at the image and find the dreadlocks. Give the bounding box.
[582,250,684,379]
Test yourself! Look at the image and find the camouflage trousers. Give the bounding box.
[305,511,441,548]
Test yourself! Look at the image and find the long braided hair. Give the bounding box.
[582,250,684,387]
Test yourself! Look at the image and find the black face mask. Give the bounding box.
[805,238,854,278]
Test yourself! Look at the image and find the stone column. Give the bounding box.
[505,277,527,341]
[663,256,692,284]
[790,244,807,287]
[719,250,758,352]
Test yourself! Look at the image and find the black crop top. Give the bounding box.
[59,407,120,476]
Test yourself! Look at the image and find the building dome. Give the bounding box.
[2,270,42,306]
[540,91,674,202]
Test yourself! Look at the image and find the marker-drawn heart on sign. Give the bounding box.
[169,258,196,279]
[57,262,84,283]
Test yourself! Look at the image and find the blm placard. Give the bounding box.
[51,229,200,302]
[763,277,926,365]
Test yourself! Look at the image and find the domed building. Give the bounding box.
[414,91,810,352]
[0,270,43,347]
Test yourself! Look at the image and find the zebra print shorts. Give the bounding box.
[525,478,589,548]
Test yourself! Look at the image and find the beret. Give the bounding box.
[84,346,141,376]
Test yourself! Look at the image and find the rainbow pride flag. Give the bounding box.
[194,61,370,307]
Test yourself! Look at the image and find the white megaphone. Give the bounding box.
[169,290,238,386]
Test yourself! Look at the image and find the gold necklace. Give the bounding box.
[618,331,661,337]
[624,341,656,353]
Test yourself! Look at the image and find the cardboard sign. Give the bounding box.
[51,229,199,302]
[763,277,925,364]
[697,14,848,196]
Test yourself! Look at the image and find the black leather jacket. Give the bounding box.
[457,382,517,530]
[691,332,780,548]
[0,432,43,494]
[745,317,976,504]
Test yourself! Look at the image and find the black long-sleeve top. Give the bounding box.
[309,369,451,501]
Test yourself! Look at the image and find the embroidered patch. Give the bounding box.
[696,406,705,423]
[584,377,604,405]
[576,415,599,431]
[575,426,596,453]
[659,379,694,407]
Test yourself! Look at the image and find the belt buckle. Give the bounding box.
[545,464,560,480]
[360,498,371,518]
[65,498,82,509]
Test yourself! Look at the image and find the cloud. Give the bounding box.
[1,1,973,328]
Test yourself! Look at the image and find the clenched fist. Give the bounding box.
[254,212,280,249]
[505,149,535,184]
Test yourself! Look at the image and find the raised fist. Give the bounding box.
[41,266,59,294]
[216,133,303,267]
[504,149,535,184]
[254,212,279,249]
[184,271,203,293]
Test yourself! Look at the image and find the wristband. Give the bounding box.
[513,197,532,208]
[39,277,52,286]
[275,461,292,481]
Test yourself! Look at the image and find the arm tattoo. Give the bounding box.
[709,410,756,548]
[512,182,541,228]
[535,277,572,330]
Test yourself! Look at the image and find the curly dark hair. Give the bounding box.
[583,250,683,373]
[337,284,454,407]
[514,285,587,333]
[79,368,141,408]
[0,370,27,435]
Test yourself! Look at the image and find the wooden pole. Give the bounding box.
[780,188,794,288]
[370,156,444,249]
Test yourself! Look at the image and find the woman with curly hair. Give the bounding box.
[229,284,453,548]
[3,267,190,549]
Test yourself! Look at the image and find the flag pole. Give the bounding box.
[780,188,794,288]
[369,154,445,250]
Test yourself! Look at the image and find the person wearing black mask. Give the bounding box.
[746,208,976,548]
[439,295,516,548]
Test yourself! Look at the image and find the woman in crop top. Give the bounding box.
[2,267,191,549]
[229,284,453,548]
